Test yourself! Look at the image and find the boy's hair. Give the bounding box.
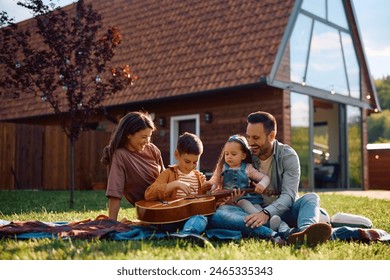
[176,132,203,155]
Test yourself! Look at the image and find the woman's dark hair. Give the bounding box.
[101,111,155,166]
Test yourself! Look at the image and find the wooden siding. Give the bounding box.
[0,122,110,190]
[0,123,15,189]
[368,149,390,190]
[15,124,44,189]
[144,87,286,172]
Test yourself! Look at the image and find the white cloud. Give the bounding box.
[365,46,390,57]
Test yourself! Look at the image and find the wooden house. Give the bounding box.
[0,0,381,191]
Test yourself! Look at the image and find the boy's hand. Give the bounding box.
[175,181,196,195]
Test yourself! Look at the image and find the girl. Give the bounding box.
[204,134,288,232]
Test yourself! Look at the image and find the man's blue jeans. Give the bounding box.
[280,193,320,232]
[207,205,274,239]
[208,193,321,238]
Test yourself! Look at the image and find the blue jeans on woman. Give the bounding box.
[208,193,321,238]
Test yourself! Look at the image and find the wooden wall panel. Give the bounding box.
[43,126,69,190]
[368,149,390,190]
[150,87,285,172]
[75,130,111,189]
[0,123,16,189]
[14,124,44,189]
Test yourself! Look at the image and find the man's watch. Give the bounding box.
[262,209,271,218]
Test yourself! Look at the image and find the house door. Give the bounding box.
[313,99,342,189]
[170,114,200,166]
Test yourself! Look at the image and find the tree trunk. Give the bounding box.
[69,140,75,208]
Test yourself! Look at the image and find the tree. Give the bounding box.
[375,75,390,110]
[367,76,390,143]
[0,0,137,207]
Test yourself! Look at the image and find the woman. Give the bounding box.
[101,111,165,220]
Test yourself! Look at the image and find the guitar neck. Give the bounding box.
[209,188,256,200]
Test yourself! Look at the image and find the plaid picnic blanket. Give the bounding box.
[0,215,168,240]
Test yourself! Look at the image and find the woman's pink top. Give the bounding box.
[105,143,164,205]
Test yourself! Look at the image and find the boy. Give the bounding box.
[144,132,208,237]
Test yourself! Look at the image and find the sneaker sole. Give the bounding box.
[287,223,331,246]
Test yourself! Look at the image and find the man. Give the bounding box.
[208,111,332,246]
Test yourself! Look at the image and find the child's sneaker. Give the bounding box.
[278,220,291,233]
[270,232,286,246]
[269,215,281,231]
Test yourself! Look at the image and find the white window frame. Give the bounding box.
[170,114,200,167]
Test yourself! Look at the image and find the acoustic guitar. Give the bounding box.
[135,188,255,224]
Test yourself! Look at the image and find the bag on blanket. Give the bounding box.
[330,212,373,228]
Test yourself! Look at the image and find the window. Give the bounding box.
[347,106,362,188]
[170,114,200,167]
[290,92,310,189]
[285,0,361,99]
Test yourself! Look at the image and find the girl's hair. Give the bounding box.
[101,111,156,166]
[214,134,252,175]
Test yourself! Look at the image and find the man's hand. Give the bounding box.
[244,211,269,228]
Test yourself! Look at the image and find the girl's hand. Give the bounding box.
[220,188,245,205]
[201,181,213,192]
[255,183,266,194]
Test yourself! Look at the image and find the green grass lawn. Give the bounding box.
[0,190,389,260]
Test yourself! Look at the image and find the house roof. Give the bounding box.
[0,0,295,121]
[0,0,380,121]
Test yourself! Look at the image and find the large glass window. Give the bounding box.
[306,21,349,95]
[291,92,310,189]
[341,32,360,98]
[328,0,348,29]
[347,105,362,188]
[290,14,312,83]
[283,0,361,99]
[301,0,325,18]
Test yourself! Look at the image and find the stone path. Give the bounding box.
[318,190,390,200]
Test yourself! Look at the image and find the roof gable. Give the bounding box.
[0,0,294,120]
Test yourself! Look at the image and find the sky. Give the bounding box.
[0,0,389,79]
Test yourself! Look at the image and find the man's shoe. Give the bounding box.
[358,228,390,243]
[287,223,331,247]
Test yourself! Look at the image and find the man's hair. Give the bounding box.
[247,111,277,135]
[176,132,203,155]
